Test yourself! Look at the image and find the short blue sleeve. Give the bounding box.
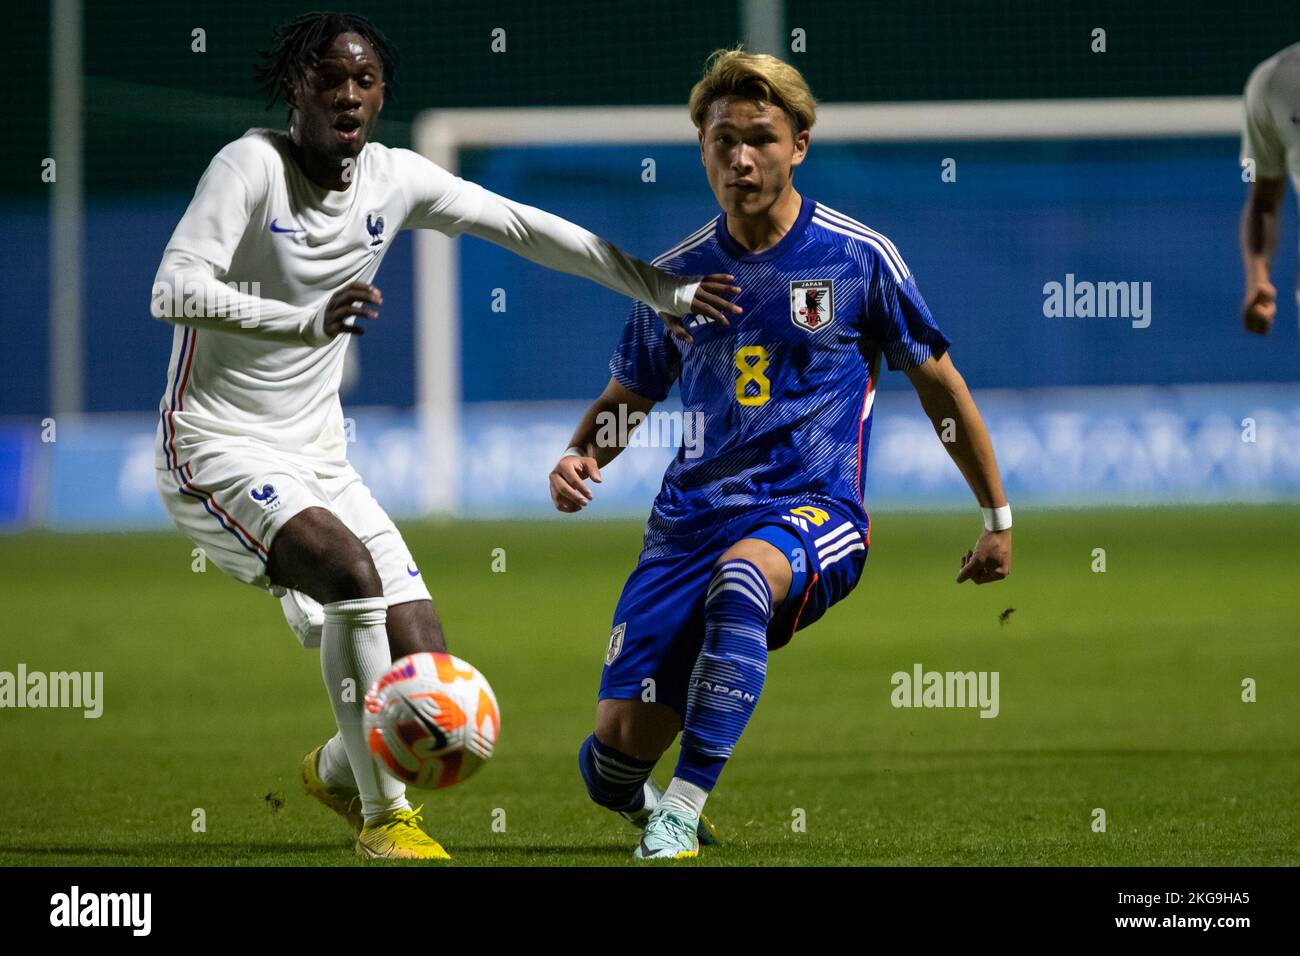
[864,266,951,372]
[609,302,681,401]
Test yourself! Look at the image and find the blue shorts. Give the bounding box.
[599,503,869,716]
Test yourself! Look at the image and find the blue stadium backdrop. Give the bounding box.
[3,134,1299,529]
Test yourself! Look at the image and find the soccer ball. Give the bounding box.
[364,652,501,790]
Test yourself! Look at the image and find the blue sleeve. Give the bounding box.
[864,262,950,371]
[608,302,680,401]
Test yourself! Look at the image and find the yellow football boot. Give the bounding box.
[355,805,452,861]
[299,744,364,837]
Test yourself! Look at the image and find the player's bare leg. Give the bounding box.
[270,507,446,658]
[272,507,448,859]
[716,538,793,602]
[267,506,385,603]
[386,599,447,656]
[595,699,681,760]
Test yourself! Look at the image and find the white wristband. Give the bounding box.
[563,445,587,460]
[982,505,1012,532]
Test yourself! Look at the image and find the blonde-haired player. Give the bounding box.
[553,48,1010,860]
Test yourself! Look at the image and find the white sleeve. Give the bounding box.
[151,248,330,344]
[1242,60,1286,179]
[151,147,330,345]
[395,149,700,316]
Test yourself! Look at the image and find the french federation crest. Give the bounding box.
[790,279,834,332]
[366,212,386,247]
[249,482,282,513]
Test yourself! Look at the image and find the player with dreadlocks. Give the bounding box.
[149,12,740,861]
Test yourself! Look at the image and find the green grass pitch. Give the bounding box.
[0,506,1296,866]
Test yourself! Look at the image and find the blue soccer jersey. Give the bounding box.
[609,195,950,559]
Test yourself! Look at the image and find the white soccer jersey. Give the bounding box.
[153,128,700,475]
[1242,42,1300,194]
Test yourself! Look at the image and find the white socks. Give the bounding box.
[317,732,353,790]
[659,776,710,818]
[320,597,409,820]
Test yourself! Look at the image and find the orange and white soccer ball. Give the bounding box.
[364,653,501,790]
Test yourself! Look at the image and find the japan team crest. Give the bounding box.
[605,622,626,665]
[790,279,834,333]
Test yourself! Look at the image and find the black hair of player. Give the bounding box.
[254,12,398,118]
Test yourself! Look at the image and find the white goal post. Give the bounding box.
[411,96,1240,514]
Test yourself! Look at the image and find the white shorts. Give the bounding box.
[156,443,432,646]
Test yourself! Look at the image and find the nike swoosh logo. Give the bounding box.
[407,564,420,577]
[269,218,306,234]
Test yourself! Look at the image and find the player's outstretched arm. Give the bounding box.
[905,353,1011,585]
[396,150,740,327]
[549,377,655,513]
[462,191,743,326]
[1240,176,1285,335]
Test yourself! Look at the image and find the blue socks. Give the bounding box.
[578,734,655,812]
[674,558,772,791]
